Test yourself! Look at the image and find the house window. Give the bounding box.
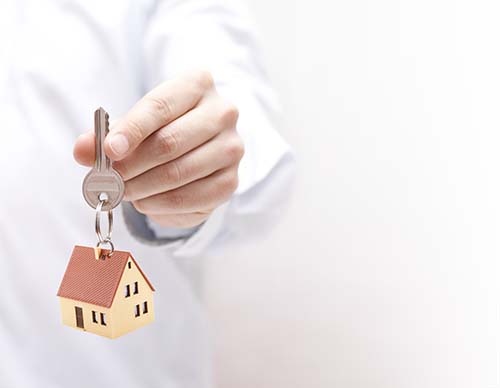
[100,312,107,326]
[133,281,139,295]
[92,311,98,323]
[125,284,130,297]
[128,261,132,269]
[135,304,140,317]
[143,301,148,314]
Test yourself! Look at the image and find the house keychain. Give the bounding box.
[57,107,155,339]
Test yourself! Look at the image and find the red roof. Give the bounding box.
[57,246,154,308]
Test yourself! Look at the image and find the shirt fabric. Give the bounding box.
[0,0,293,387]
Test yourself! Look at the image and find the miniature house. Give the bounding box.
[57,245,155,339]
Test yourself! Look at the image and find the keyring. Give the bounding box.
[96,238,115,257]
[95,199,114,256]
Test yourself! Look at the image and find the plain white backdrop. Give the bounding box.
[203,1,500,387]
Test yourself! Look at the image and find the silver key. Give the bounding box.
[82,107,124,211]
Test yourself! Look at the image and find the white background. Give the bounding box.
[203,1,500,387]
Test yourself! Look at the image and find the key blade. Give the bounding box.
[94,107,110,172]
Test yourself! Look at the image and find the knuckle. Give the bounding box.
[156,129,179,156]
[162,160,183,185]
[126,119,146,143]
[219,171,239,196]
[166,191,184,209]
[218,103,239,128]
[147,95,174,122]
[193,69,214,90]
[229,175,239,193]
[226,137,245,163]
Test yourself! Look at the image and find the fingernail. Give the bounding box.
[108,133,129,156]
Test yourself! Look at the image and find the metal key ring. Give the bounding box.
[95,198,113,248]
[96,239,115,257]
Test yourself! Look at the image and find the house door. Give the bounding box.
[75,306,84,328]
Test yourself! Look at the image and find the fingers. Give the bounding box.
[147,211,212,228]
[132,167,239,215]
[124,129,244,201]
[114,98,239,180]
[104,70,214,161]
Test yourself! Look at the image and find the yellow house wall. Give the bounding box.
[59,297,112,338]
[109,256,155,339]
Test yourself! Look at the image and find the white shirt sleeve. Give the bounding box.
[123,0,295,258]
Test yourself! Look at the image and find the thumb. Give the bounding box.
[73,119,120,166]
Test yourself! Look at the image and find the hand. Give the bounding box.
[74,70,244,228]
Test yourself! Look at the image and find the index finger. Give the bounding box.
[105,70,214,161]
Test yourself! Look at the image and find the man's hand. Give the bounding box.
[74,70,244,228]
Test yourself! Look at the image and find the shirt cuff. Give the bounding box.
[121,201,229,257]
[121,201,187,247]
